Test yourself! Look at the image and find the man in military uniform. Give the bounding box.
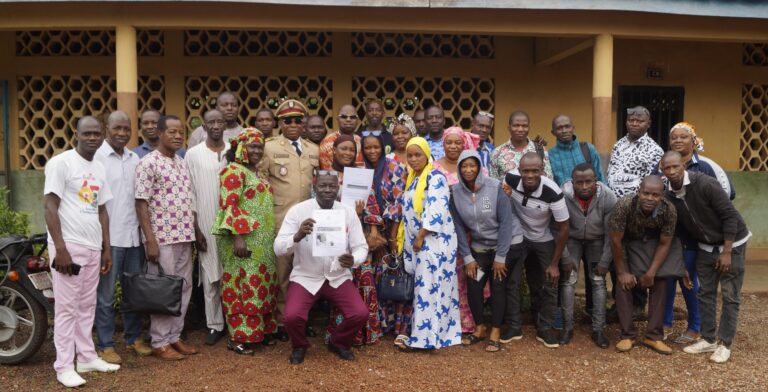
[259,99,319,341]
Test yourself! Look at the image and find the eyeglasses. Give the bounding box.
[281,117,304,125]
[361,130,382,137]
[338,114,359,120]
[316,169,339,176]
[626,107,650,118]
[477,111,495,119]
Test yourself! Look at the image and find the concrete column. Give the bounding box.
[330,32,353,131]
[592,34,613,158]
[116,25,139,147]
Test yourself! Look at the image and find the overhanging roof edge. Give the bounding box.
[0,0,767,19]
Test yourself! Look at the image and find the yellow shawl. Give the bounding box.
[397,137,433,254]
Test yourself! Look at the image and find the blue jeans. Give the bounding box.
[663,248,700,332]
[95,246,144,350]
[561,239,606,332]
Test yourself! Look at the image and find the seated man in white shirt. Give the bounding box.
[274,171,369,365]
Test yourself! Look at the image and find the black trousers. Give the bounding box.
[466,249,510,328]
[504,240,558,332]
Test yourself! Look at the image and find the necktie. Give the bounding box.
[291,140,302,156]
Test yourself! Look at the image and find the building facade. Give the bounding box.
[1,1,767,245]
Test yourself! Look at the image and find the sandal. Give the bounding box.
[485,340,501,353]
[227,341,255,356]
[673,333,700,344]
[394,334,408,349]
[461,334,484,346]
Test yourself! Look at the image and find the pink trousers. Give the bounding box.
[50,242,101,373]
[148,243,193,348]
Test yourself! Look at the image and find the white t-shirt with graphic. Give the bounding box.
[44,150,113,250]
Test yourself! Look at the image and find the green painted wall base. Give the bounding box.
[729,172,768,249]
[8,170,45,234]
[3,170,768,247]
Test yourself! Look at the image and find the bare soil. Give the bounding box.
[2,293,767,391]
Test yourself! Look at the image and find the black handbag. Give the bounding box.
[121,263,184,316]
[376,253,414,302]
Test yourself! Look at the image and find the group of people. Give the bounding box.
[43,91,750,387]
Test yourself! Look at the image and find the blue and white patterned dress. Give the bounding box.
[402,169,461,349]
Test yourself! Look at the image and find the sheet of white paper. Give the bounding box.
[311,209,347,258]
[340,167,374,209]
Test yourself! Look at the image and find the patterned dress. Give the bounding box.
[212,163,278,343]
[318,132,364,169]
[374,159,413,336]
[402,169,462,349]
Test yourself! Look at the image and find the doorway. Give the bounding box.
[616,86,685,150]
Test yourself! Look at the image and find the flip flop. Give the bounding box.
[461,334,484,346]
[485,340,501,353]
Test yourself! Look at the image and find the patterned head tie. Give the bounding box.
[230,127,265,164]
[670,121,704,152]
[442,126,481,151]
[387,113,417,136]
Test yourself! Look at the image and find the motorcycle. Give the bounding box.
[0,233,53,365]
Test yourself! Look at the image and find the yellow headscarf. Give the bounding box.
[397,137,433,254]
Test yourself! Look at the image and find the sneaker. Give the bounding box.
[98,347,122,364]
[499,327,523,344]
[709,345,731,363]
[205,329,226,346]
[76,358,120,373]
[642,338,673,355]
[57,370,86,388]
[683,339,718,354]
[616,339,633,352]
[535,330,559,348]
[127,340,153,357]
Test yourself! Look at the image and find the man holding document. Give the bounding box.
[275,171,369,365]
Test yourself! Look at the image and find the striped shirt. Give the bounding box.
[504,171,569,242]
[185,142,229,284]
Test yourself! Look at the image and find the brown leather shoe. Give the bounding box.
[171,340,198,355]
[152,345,186,361]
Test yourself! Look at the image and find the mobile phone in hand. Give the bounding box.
[51,259,82,275]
